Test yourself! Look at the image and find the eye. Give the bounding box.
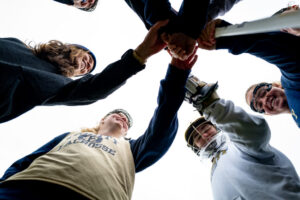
[256,101,263,111]
[260,90,267,98]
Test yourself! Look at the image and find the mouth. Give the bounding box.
[266,96,276,111]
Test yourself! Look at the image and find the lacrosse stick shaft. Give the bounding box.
[215,10,300,38]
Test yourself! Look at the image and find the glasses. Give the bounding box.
[250,83,272,113]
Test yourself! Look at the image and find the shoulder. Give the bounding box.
[0,37,25,45]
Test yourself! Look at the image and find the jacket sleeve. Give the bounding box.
[164,0,210,39]
[207,0,242,20]
[52,0,73,5]
[203,99,273,159]
[0,133,69,181]
[175,0,210,39]
[131,0,209,39]
[130,65,190,173]
[43,49,145,106]
[216,28,300,80]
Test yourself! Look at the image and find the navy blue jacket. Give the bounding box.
[53,0,209,39]
[0,38,145,123]
[1,65,189,180]
[216,25,300,127]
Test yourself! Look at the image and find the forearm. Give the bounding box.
[130,65,190,172]
[142,0,176,27]
[176,0,210,39]
[143,0,210,39]
[216,31,300,71]
[43,49,145,105]
[203,99,271,151]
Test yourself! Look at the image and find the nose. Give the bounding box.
[261,95,269,108]
[201,132,210,139]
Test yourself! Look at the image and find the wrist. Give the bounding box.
[134,45,148,64]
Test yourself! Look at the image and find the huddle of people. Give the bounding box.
[0,0,299,199]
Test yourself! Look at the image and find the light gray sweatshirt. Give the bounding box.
[203,99,300,200]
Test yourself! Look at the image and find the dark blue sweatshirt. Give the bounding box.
[216,25,300,127]
[0,65,190,198]
[0,38,145,123]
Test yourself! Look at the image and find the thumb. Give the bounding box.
[188,55,198,68]
[151,19,169,31]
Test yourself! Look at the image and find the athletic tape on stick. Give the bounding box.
[215,10,300,38]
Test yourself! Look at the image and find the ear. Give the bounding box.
[100,118,105,124]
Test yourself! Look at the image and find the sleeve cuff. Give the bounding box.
[121,49,146,72]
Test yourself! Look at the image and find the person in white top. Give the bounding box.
[184,75,300,200]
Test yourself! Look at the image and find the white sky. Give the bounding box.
[0,0,299,199]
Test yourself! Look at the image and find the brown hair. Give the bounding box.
[30,40,88,77]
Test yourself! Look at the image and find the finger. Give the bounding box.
[168,44,177,51]
[185,47,197,63]
[190,46,198,57]
[188,55,198,67]
[176,49,187,60]
[178,55,188,61]
[166,49,173,57]
[210,25,216,42]
[197,42,214,50]
[169,49,178,58]
[161,32,170,43]
[173,46,184,55]
[202,41,214,47]
[151,19,169,31]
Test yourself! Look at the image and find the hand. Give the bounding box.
[197,19,222,50]
[135,20,169,62]
[185,75,220,113]
[281,27,300,36]
[169,46,198,70]
[73,0,95,9]
[161,32,196,61]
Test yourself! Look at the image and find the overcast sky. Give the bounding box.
[0,0,299,199]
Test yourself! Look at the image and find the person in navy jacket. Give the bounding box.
[0,40,197,200]
[0,20,168,124]
[196,6,300,127]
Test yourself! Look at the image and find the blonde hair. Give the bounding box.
[81,125,100,134]
[29,40,88,77]
[245,81,283,105]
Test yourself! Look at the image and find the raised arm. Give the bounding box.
[198,19,300,78]
[43,50,145,105]
[136,0,209,60]
[203,99,271,157]
[185,76,272,158]
[44,20,169,106]
[216,30,300,77]
[130,50,197,173]
[130,0,209,38]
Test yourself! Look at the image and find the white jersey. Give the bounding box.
[203,99,300,200]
